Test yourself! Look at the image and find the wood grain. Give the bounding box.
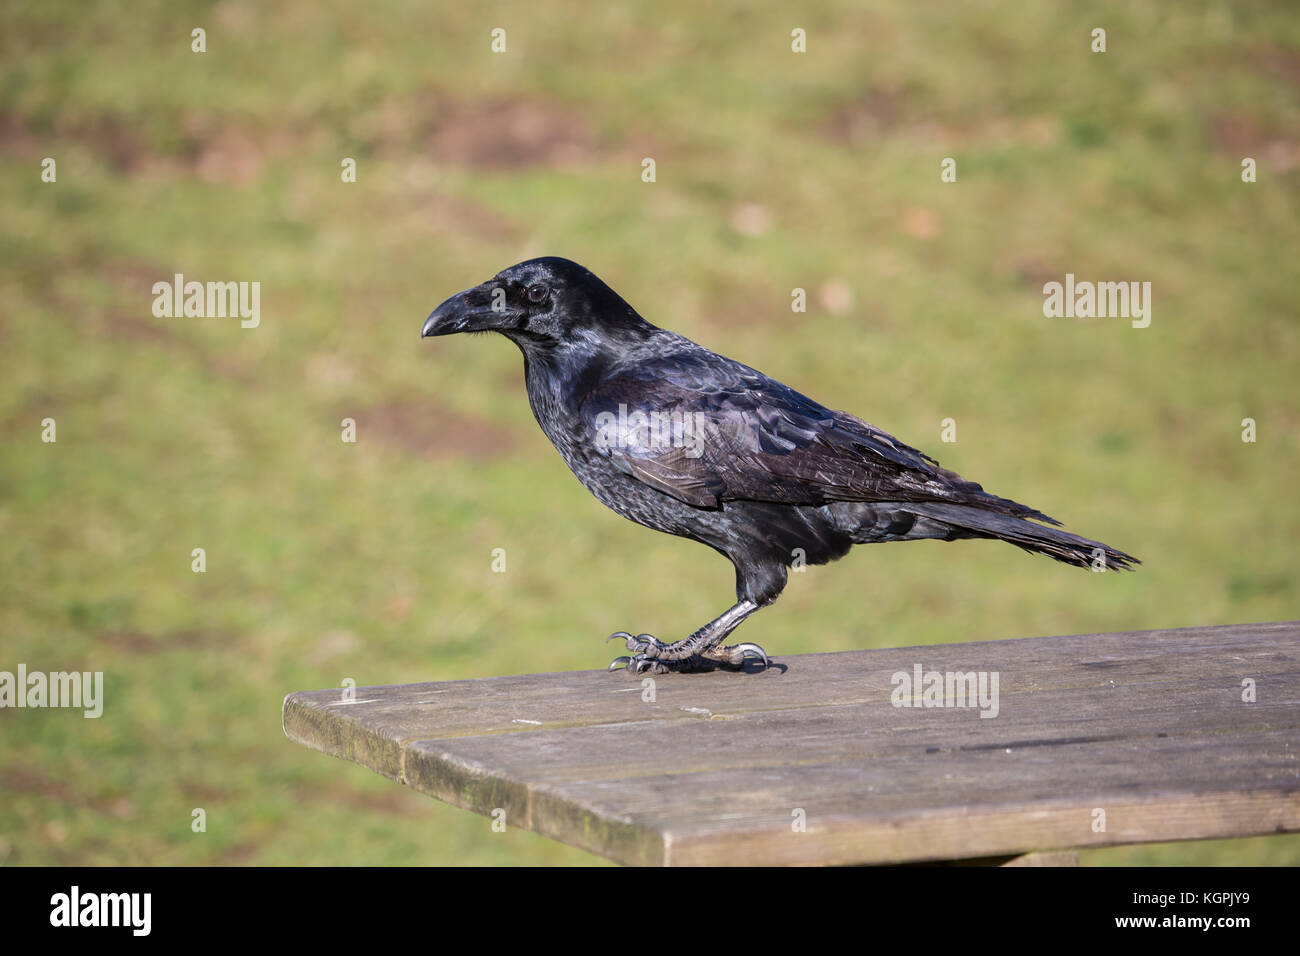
[283,621,1300,865]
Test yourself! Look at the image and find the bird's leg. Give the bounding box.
[607,599,768,674]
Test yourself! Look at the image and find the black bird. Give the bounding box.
[422,257,1138,674]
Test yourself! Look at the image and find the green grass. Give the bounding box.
[1,0,1297,865]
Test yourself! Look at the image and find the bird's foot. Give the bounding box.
[606,632,769,674]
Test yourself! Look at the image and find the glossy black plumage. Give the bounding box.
[422,257,1138,673]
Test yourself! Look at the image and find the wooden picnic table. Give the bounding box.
[282,620,1299,865]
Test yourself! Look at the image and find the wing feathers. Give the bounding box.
[581,348,1057,523]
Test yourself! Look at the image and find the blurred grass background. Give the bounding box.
[1,0,1297,865]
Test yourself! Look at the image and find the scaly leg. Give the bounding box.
[607,599,769,674]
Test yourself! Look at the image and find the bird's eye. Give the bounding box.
[526,284,548,304]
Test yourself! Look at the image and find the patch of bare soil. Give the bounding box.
[824,87,910,145]
[0,109,282,183]
[421,95,603,170]
[349,400,517,459]
[4,89,656,182]
[97,630,222,654]
[1209,113,1300,171]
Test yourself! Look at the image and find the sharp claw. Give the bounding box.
[605,632,664,657]
[610,636,766,674]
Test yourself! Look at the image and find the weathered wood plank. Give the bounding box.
[283,621,1300,865]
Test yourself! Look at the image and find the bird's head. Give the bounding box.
[421,257,651,350]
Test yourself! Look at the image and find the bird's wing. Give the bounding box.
[578,347,1033,514]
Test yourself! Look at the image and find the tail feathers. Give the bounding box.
[902,501,1140,572]
[920,465,1063,526]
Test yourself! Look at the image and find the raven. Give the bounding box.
[422,257,1138,674]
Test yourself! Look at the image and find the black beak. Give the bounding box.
[422,282,519,338]
[422,288,473,338]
